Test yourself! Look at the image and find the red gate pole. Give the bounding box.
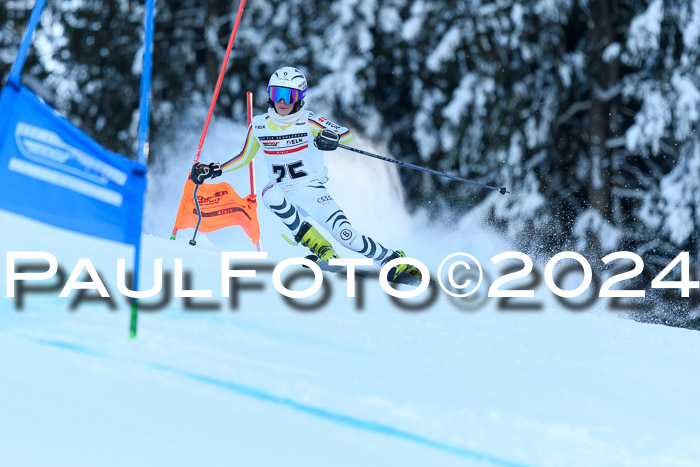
[171,0,248,239]
[246,91,262,252]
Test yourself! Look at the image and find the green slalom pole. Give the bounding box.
[130,300,138,339]
[130,0,156,339]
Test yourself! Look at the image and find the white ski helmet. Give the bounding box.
[267,66,307,112]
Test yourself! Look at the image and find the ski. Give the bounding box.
[304,255,376,278]
[305,255,435,288]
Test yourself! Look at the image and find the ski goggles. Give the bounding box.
[268,86,306,104]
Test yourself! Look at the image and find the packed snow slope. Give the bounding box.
[2,115,700,467]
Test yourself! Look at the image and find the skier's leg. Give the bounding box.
[261,183,339,260]
[298,185,424,280]
[261,183,303,236]
[297,186,393,265]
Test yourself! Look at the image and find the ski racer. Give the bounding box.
[191,66,421,282]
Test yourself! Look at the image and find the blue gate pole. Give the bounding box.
[137,0,155,167]
[130,0,155,339]
[7,0,48,86]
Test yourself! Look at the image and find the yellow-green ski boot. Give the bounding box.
[294,222,340,261]
[382,250,423,284]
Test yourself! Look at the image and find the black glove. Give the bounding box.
[190,162,222,184]
[208,162,222,179]
[314,129,340,151]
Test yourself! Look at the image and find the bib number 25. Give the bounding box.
[272,161,307,183]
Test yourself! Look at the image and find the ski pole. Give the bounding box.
[338,144,509,195]
[189,184,202,246]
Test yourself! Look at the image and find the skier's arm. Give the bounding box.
[221,124,261,172]
[308,113,352,146]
